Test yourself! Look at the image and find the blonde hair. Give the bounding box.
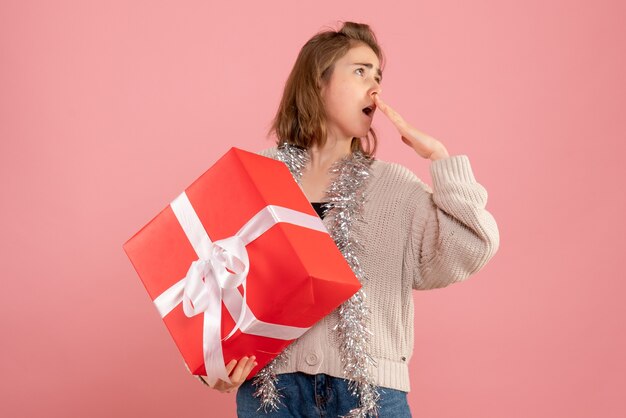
[268,21,385,157]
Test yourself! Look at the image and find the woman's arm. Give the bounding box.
[407,155,500,290]
[372,93,499,289]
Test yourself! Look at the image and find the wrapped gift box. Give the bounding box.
[123,147,360,385]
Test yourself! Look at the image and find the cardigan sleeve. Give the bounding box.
[408,155,500,290]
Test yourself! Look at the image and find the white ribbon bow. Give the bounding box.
[153,192,326,386]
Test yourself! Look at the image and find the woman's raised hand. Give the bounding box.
[372,93,449,160]
[203,356,258,393]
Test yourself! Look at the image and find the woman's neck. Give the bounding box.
[307,136,352,172]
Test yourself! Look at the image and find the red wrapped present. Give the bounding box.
[123,147,361,386]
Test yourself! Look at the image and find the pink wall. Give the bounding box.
[2,1,625,417]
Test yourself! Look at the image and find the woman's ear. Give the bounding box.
[319,80,327,98]
[319,72,331,98]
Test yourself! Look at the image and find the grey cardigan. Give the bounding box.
[258,147,500,392]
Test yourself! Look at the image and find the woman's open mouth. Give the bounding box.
[362,105,376,118]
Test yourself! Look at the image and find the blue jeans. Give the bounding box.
[236,372,411,417]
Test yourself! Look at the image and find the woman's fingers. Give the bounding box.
[373,94,414,143]
[223,356,257,393]
[229,356,249,383]
[242,356,258,378]
[231,356,256,383]
[373,94,416,144]
[373,94,406,128]
[225,359,238,375]
[372,93,445,159]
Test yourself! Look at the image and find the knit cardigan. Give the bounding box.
[258,147,500,392]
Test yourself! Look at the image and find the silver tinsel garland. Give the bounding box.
[250,344,291,412]
[252,144,379,417]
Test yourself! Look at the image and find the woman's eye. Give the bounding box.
[356,68,365,76]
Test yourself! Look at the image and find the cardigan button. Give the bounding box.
[305,353,319,366]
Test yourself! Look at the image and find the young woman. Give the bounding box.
[201,21,500,417]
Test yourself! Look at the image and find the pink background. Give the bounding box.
[1,1,624,417]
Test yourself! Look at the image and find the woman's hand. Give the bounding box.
[202,356,258,393]
[372,93,450,160]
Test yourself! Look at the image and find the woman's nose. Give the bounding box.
[369,85,382,98]
[369,82,382,96]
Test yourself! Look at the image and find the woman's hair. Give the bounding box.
[268,21,385,157]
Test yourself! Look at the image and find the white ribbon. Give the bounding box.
[152,192,327,386]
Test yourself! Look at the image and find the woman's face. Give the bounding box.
[320,44,383,142]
